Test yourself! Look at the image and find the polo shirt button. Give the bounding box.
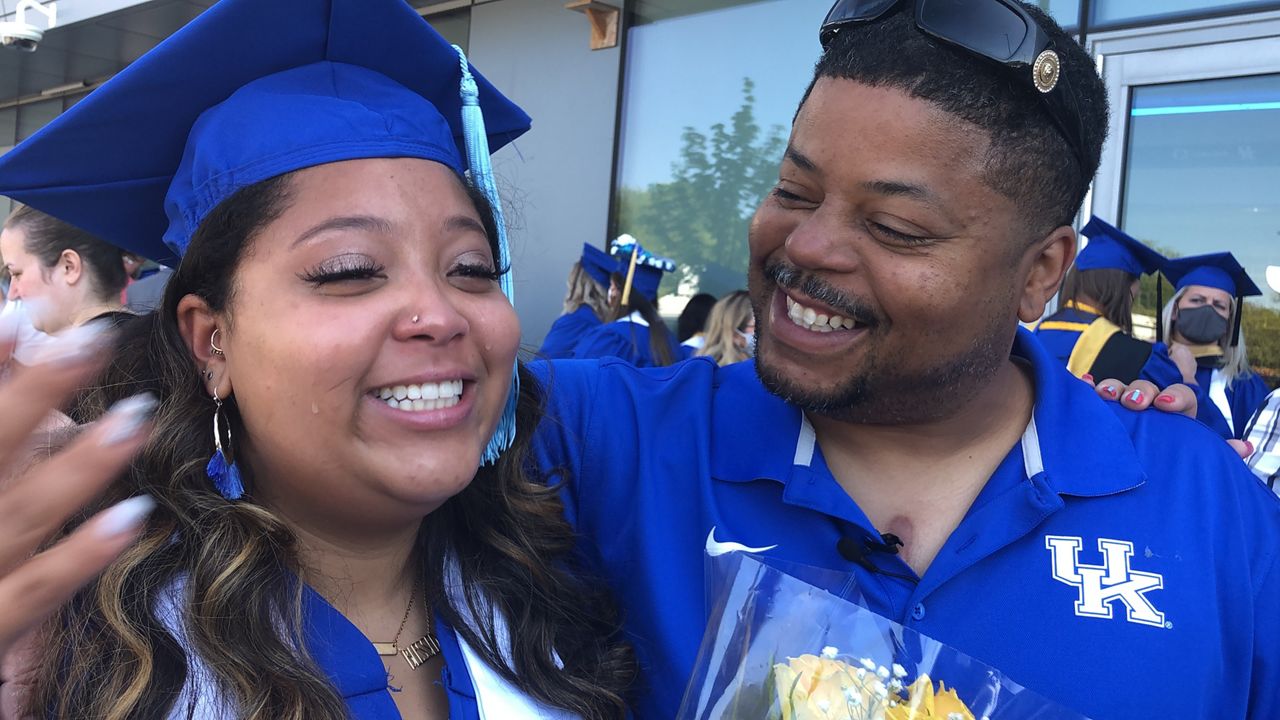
[911,602,926,621]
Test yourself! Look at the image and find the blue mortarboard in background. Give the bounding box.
[580,243,618,287]
[1075,217,1166,276]
[1164,252,1261,347]
[1164,252,1262,298]
[610,234,676,303]
[0,0,530,266]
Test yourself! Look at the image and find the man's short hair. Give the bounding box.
[805,3,1108,238]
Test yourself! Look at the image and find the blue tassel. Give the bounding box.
[206,449,244,500]
[455,45,518,466]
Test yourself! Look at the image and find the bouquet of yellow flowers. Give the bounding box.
[773,648,975,720]
[677,554,1087,720]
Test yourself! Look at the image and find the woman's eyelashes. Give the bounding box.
[298,254,386,286]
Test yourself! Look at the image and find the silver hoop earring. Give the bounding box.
[210,328,226,357]
[206,388,244,500]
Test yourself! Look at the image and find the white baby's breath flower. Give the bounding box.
[821,646,839,659]
[892,663,908,679]
[874,680,888,697]
[876,666,890,680]
[848,694,863,708]
[860,658,877,671]
[817,700,830,713]
[889,678,903,692]
[855,668,867,679]
[948,714,965,720]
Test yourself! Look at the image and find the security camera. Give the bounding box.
[0,21,43,52]
[1,1,56,53]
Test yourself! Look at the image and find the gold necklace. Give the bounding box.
[372,575,442,670]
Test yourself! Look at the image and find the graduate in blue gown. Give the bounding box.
[572,235,679,368]
[0,0,634,717]
[1161,252,1271,440]
[537,243,615,359]
[1033,216,1180,387]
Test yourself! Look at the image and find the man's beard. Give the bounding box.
[751,262,1014,426]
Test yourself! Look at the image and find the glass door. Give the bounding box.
[1089,23,1280,383]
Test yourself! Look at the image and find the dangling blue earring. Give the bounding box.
[206,387,244,500]
[455,45,517,466]
[205,330,243,500]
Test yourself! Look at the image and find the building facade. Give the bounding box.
[1,0,1277,373]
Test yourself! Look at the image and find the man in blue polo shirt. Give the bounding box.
[532,2,1279,719]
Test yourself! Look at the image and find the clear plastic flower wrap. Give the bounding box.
[678,552,1090,720]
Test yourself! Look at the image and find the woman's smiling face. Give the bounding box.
[210,157,519,526]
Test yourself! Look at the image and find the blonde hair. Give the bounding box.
[696,291,753,366]
[1162,287,1253,387]
[561,261,610,319]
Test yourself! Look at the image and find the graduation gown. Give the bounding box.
[1033,301,1181,388]
[538,305,602,360]
[572,312,677,368]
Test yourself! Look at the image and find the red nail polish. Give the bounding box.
[1082,373,1094,383]
[1156,395,1175,405]
[1245,441,1255,455]
[1104,385,1118,398]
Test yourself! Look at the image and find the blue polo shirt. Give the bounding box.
[531,328,1280,720]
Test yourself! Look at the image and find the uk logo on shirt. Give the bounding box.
[1045,535,1167,628]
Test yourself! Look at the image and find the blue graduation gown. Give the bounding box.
[302,586,485,719]
[531,328,1280,720]
[538,305,602,360]
[1188,365,1271,440]
[571,315,677,368]
[1033,304,1181,388]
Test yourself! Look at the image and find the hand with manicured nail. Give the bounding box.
[0,317,155,718]
[1090,377,1199,419]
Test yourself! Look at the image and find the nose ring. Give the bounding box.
[411,315,420,324]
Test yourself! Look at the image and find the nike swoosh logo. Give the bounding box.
[705,526,778,557]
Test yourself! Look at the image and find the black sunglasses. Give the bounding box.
[819,0,1087,172]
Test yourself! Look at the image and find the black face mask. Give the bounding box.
[1176,305,1230,345]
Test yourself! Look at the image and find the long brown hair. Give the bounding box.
[28,173,635,719]
[606,272,675,366]
[1059,266,1136,334]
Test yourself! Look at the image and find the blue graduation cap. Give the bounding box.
[0,0,530,266]
[580,243,618,287]
[1164,252,1261,347]
[1164,252,1262,298]
[1075,217,1166,276]
[0,0,531,466]
[610,234,676,303]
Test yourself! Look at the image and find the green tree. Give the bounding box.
[615,78,786,297]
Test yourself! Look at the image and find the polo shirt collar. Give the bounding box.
[708,329,1146,498]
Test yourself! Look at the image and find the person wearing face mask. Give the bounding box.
[695,290,755,365]
[0,205,131,336]
[1161,252,1270,440]
[0,1,636,717]
[1033,217,1180,388]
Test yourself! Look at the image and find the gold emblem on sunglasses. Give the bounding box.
[1033,49,1060,93]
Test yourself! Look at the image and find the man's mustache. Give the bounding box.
[763,262,881,328]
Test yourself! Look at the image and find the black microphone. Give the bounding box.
[836,534,917,582]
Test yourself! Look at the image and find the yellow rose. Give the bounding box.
[773,655,884,720]
[884,674,976,720]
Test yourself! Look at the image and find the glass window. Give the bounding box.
[1092,0,1280,28]
[614,0,829,307]
[1120,73,1280,381]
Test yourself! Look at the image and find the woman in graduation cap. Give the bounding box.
[537,243,615,359]
[1161,252,1270,441]
[1034,217,1182,388]
[0,0,635,718]
[571,236,680,368]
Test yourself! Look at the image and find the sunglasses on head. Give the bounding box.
[819,0,1087,172]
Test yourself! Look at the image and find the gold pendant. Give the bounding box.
[372,642,398,656]
[402,635,442,670]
